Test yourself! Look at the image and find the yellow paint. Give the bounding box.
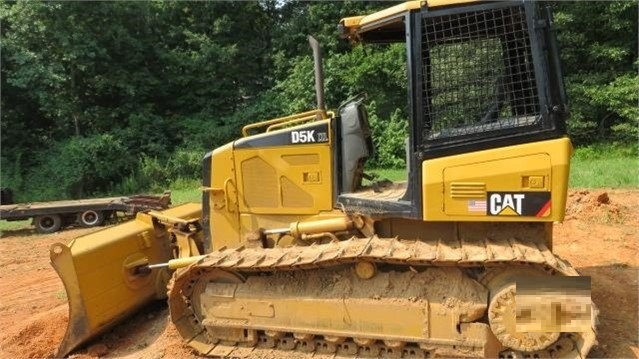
[427,0,477,7]
[202,297,431,340]
[340,0,480,39]
[233,121,333,216]
[238,211,347,241]
[423,138,571,222]
[208,114,339,247]
[208,142,241,249]
[51,203,201,357]
[341,1,422,30]
[524,175,545,189]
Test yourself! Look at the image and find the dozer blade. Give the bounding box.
[50,203,201,357]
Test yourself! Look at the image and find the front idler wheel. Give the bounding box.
[488,283,561,352]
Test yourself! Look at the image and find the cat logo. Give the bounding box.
[489,193,525,215]
[486,191,552,217]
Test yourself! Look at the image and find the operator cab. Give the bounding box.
[335,98,414,217]
[335,0,568,219]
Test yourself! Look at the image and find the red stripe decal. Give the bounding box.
[536,200,552,217]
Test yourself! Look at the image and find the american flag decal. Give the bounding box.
[468,200,487,212]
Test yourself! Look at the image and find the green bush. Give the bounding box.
[367,101,408,168]
[0,153,24,196]
[111,174,145,195]
[138,155,167,187]
[16,134,133,200]
[166,148,204,180]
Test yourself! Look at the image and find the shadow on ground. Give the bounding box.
[581,264,638,358]
[0,227,37,238]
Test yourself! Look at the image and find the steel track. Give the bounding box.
[168,235,597,358]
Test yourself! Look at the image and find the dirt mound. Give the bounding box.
[565,190,627,223]
[0,305,67,359]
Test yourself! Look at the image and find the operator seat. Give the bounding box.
[338,98,374,193]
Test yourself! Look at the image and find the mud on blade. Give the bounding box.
[50,203,201,357]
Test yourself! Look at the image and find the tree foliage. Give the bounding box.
[1,1,276,199]
[553,1,638,144]
[1,1,636,200]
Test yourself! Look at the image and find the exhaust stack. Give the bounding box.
[308,36,326,112]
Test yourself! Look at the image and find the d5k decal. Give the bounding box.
[487,192,551,217]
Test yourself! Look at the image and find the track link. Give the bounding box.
[168,235,597,358]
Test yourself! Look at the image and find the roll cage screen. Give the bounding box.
[344,1,566,159]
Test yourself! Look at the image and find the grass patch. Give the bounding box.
[570,157,638,188]
[570,144,638,188]
[365,168,407,183]
[0,219,31,234]
[168,178,202,204]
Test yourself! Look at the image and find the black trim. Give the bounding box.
[525,1,548,115]
[331,116,341,204]
[487,191,551,216]
[420,130,564,160]
[545,6,569,122]
[234,122,330,149]
[405,11,423,219]
[201,150,212,254]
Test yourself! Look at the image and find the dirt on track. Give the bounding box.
[0,189,637,359]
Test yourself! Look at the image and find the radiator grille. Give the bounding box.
[241,157,278,208]
[422,5,541,141]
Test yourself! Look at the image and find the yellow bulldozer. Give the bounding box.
[51,0,597,358]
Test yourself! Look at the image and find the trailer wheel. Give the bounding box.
[78,210,104,227]
[34,214,62,233]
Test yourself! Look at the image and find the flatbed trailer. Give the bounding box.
[0,192,171,233]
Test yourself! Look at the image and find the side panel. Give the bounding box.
[233,126,333,217]
[207,120,335,250]
[422,137,571,222]
[234,145,332,213]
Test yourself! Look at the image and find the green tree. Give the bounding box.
[1,1,279,199]
[553,1,638,144]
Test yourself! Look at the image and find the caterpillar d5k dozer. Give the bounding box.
[52,0,597,358]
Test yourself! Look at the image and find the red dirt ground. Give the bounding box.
[0,189,637,359]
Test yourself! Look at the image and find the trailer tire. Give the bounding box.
[78,210,104,227]
[34,214,62,233]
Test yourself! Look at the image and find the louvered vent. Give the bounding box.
[450,182,486,198]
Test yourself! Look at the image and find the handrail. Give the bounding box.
[266,115,320,133]
[224,178,236,213]
[241,109,328,137]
